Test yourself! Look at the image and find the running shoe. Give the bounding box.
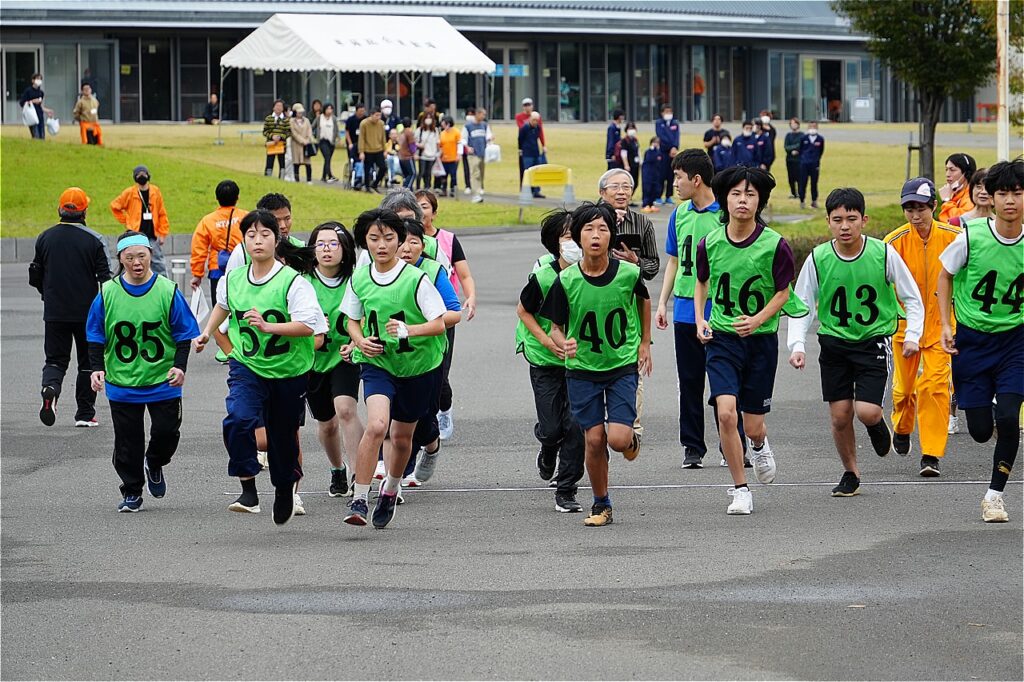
[401,473,421,488]
[623,433,641,461]
[981,495,1009,523]
[719,455,753,468]
[947,414,960,435]
[145,459,166,498]
[39,386,57,426]
[228,487,261,514]
[919,455,941,477]
[373,460,386,480]
[273,483,296,525]
[329,469,348,497]
[118,495,143,513]
[437,409,454,440]
[537,445,558,481]
[555,493,583,513]
[583,504,613,527]
[748,437,777,484]
[413,444,441,483]
[344,498,369,526]
[726,487,753,515]
[372,491,398,528]
[74,418,99,428]
[866,420,892,457]
[831,471,861,497]
[893,433,912,456]
[681,448,703,469]
[293,493,306,516]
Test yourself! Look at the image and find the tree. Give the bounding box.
[832,0,997,180]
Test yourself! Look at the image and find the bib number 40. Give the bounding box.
[578,307,628,354]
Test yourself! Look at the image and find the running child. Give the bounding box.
[788,188,924,496]
[340,209,448,528]
[693,166,793,515]
[938,158,1024,523]
[516,208,585,513]
[86,231,199,512]
[541,202,652,527]
[304,222,364,498]
[194,209,326,525]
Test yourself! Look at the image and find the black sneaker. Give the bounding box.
[146,459,166,498]
[866,420,892,457]
[228,487,261,513]
[329,468,349,497]
[554,493,583,513]
[39,386,57,426]
[919,455,941,477]
[537,445,558,481]
[273,482,297,525]
[372,490,398,528]
[681,448,704,469]
[893,432,912,456]
[831,471,861,497]
[344,498,368,526]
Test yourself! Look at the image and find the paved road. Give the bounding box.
[1,233,1021,680]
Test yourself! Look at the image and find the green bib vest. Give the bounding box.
[423,235,439,262]
[305,269,350,374]
[706,226,787,334]
[561,261,642,372]
[101,275,177,388]
[350,262,445,377]
[226,265,314,378]
[533,253,556,273]
[673,201,722,299]
[515,263,562,367]
[953,218,1024,332]
[812,237,902,341]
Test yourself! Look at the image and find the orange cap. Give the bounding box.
[58,187,90,212]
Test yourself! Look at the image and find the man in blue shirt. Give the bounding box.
[519,112,545,198]
[654,103,680,205]
[797,121,825,208]
[732,120,761,168]
[605,109,625,170]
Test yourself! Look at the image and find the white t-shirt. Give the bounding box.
[216,260,328,335]
[340,260,446,323]
[939,218,1024,275]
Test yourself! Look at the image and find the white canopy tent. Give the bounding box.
[216,13,496,141]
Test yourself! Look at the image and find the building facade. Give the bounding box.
[0,0,976,125]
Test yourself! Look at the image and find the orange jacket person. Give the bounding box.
[190,179,246,300]
[110,165,169,274]
[938,153,976,223]
[884,178,961,477]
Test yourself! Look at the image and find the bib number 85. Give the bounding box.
[113,321,165,363]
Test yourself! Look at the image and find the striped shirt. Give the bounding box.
[602,202,661,281]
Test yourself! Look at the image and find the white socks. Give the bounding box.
[353,483,371,501]
[383,474,401,495]
[985,489,1004,502]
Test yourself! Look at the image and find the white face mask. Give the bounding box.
[626,129,638,138]
[466,115,476,123]
[382,108,392,116]
[760,115,771,124]
[560,240,583,263]
[662,113,673,122]
[33,79,42,88]
[721,138,732,149]
[423,118,433,126]
[808,128,818,136]
[743,129,753,137]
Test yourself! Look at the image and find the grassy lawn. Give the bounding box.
[0,121,1000,238]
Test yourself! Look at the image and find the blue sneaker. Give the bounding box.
[146,460,166,498]
[372,490,398,528]
[664,197,675,205]
[118,495,143,513]
[653,198,665,206]
[344,498,368,526]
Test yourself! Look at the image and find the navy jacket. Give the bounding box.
[732,133,761,167]
[712,144,734,173]
[605,122,622,160]
[655,118,680,153]
[798,133,825,167]
[757,132,775,167]
[641,147,664,182]
[518,123,542,157]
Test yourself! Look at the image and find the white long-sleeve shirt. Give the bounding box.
[788,237,924,353]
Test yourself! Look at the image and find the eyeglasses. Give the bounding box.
[121,254,148,263]
[604,183,634,192]
[315,240,341,250]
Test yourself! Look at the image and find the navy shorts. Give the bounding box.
[952,323,1024,409]
[306,361,361,422]
[705,332,778,414]
[566,370,638,430]
[360,364,442,424]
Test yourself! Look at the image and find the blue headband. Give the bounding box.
[116,234,151,253]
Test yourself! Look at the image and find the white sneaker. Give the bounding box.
[413,444,441,482]
[464,187,473,195]
[401,474,421,488]
[748,437,777,484]
[373,460,386,480]
[948,414,960,434]
[437,409,454,440]
[257,450,269,469]
[293,493,306,516]
[727,487,753,515]
[981,495,1009,523]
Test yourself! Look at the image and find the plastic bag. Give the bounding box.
[431,158,447,178]
[22,102,39,127]
[485,143,501,163]
[46,117,60,136]
[189,287,211,323]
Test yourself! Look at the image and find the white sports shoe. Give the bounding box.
[257,450,269,469]
[401,473,421,488]
[464,187,473,195]
[948,414,960,434]
[981,495,1009,523]
[727,487,753,515]
[373,460,386,480]
[293,493,306,516]
[437,409,454,441]
[748,437,777,484]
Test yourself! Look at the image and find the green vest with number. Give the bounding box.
[226,265,314,378]
[953,218,1024,332]
[673,201,721,299]
[706,226,786,335]
[350,262,445,377]
[812,237,901,341]
[515,263,562,367]
[305,269,350,374]
[101,275,177,387]
[561,260,642,372]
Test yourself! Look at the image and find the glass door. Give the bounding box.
[800,56,818,122]
[2,46,41,124]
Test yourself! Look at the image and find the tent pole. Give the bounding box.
[215,65,228,146]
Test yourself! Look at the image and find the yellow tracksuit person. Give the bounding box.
[885,178,962,476]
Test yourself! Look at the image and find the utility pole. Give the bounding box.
[996,0,1010,160]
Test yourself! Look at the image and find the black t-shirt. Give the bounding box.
[139,188,155,238]
[519,260,563,313]
[345,114,365,149]
[703,127,731,143]
[31,223,112,322]
[450,234,466,264]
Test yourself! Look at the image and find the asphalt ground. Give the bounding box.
[1,232,1021,681]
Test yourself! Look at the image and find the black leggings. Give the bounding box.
[293,163,312,182]
[319,140,335,179]
[417,158,435,190]
[965,394,1023,492]
[265,153,286,177]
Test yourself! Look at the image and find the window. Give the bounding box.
[634,45,650,120]
[539,43,558,122]
[179,38,208,120]
[769,52,781,118]
[783,54,798,120]
[119,38,140,122]
[558,43,580,121]
[140,38,171,120]
[607,45,625,119]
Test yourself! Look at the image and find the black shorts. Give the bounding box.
[818,334,890,406]
[306,362,361,422]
